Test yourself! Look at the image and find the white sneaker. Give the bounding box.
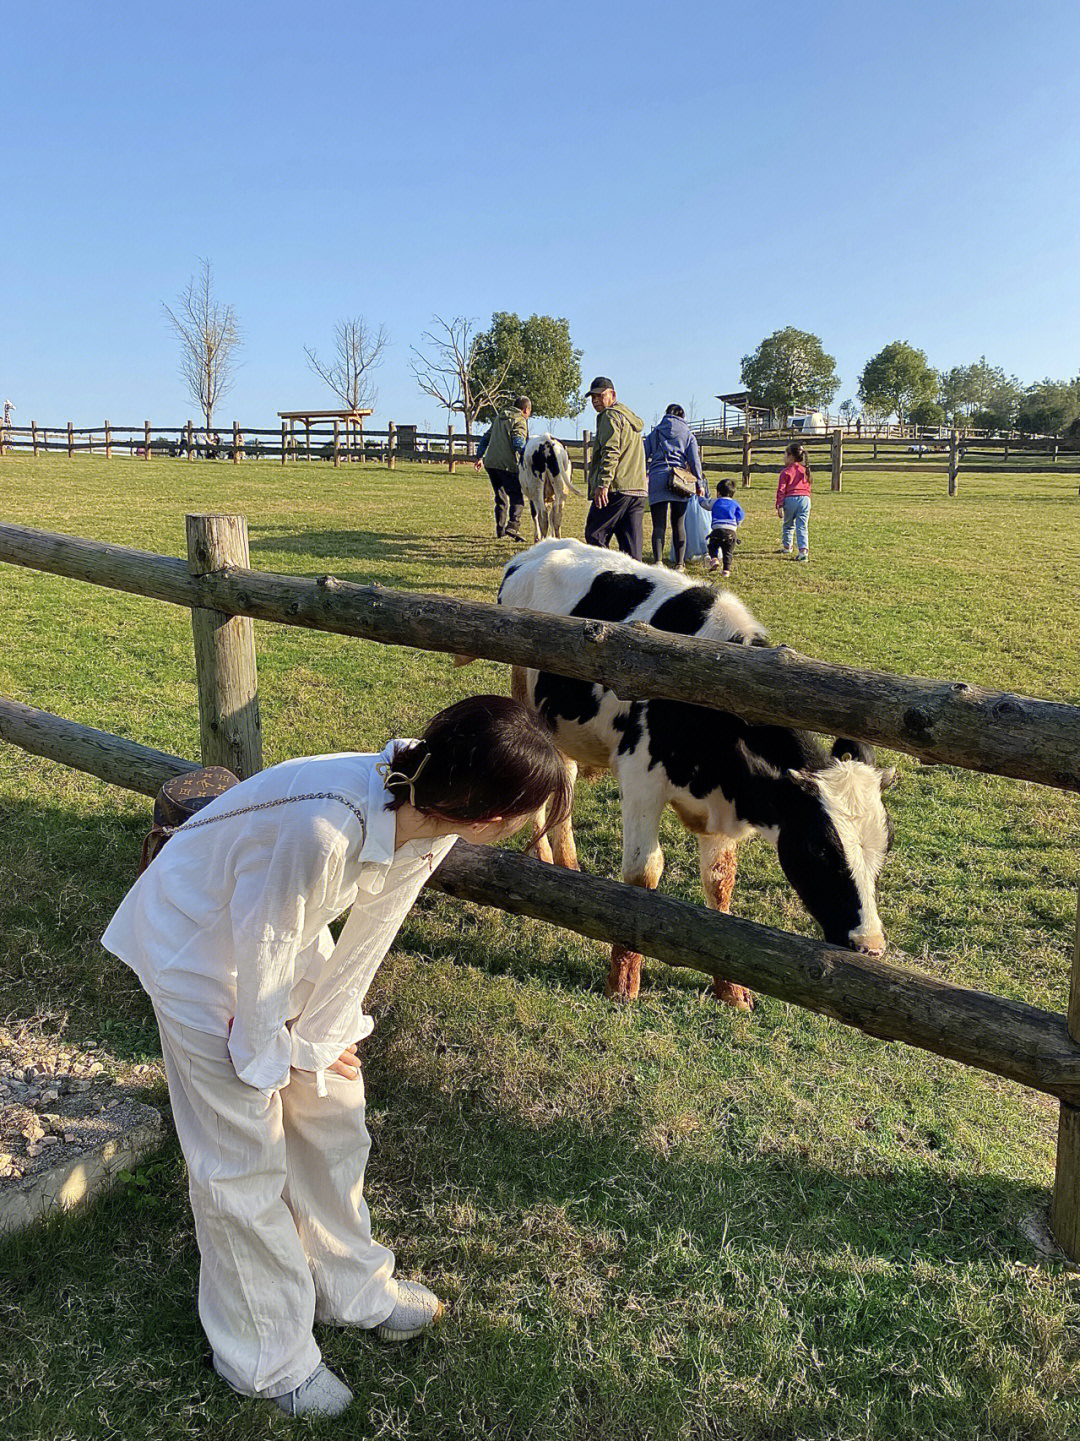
[375,1280,445,1343]
[271,1364,354,1418]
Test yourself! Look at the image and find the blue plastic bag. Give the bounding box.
[672,495,710,563]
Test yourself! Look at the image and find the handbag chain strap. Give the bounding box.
[162,791,367,843]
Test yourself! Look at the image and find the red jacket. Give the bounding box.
[776,463,811,506]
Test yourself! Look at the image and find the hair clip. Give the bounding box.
[375,750,431,808]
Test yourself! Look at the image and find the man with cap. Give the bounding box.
[582,378,647,560]
[474,396,532,541]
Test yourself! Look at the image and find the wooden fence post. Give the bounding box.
[333,419,340,469]
[1050,895,1080,1262]
[105,421,112,460]
[948,430,960,497]
[831,428,843,492]
[304,420,311,462]
[387,421,396,470]
[32,423,38,457]
[582,430,591,482]
[185,513,263,779]
[233,420,240,466]
[144,421,150,460]
[281,421,287,465]
[67,422,74,458]
[742,428,752,487]
[0,420,5,457]
[448,424,456,474]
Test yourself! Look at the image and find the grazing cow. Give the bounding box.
[497,539,896,1008]
[519,434,584,542]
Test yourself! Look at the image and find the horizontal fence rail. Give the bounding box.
[2,521,1080,792]
[5,693,1080,1106]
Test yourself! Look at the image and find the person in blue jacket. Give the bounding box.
[643,404,706,570]
[707,478,745,577]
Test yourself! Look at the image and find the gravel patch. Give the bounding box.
[0,1019,163,1224]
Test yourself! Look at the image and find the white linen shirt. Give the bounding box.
[101,744,456,1095]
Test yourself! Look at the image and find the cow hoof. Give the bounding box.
[713,980,755,1011]
[606,949,642,1001]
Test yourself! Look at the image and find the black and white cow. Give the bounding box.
[497,539,895,1008]
[519,434,584,542]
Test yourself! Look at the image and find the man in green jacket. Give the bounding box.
[475,396,531,540]
[583,377,647,560]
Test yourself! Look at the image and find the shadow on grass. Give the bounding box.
[0,1035,1062,1441]
[0,792,1072,1437]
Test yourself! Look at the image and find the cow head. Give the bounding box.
[775,760,896,955]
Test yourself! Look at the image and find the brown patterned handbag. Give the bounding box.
[138,767,240,874]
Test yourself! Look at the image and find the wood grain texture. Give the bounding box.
[185,514,263,779]
[0,695,196,795]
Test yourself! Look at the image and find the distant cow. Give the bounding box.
[519,435,584,542]
[497,540,896,1008]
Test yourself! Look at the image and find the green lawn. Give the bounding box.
[1,452,1079,1440]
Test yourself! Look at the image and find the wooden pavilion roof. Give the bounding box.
[277,409,373,422]
[715,392,771,415]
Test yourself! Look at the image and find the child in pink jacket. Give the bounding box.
[776,442,812,561]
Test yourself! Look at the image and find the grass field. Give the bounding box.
[1,452,1079,1440]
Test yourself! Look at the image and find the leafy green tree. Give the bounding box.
[838,399,859,430]
[858,342,937,425]
[909,399,945,428]
[1016,377,1080,435]
[739,327,839,425]
[470,313,583,424]
[939,357,1022,428]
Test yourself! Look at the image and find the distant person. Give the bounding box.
[643,403,705,571]
[475,396,532,540]
[855,415,862,439]
[206,431,222,460]
[706,478,744,577]
[776,441,812,561]
[583,377,647,559]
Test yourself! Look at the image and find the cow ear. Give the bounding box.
[787,768,821,794]
[878,767,898,791]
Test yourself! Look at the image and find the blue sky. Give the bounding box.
[4,0,1078,433]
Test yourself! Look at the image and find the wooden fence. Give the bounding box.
[2,420,1077,497]
[2,516,1080,1259]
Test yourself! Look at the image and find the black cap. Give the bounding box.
[584,376,614,396]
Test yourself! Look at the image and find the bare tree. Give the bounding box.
[305,317,387,411]
[163,259,241,433]
[408,315,510,440]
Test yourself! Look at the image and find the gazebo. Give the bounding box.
[714,392,773,434]
[277,408,373,462]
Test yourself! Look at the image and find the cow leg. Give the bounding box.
[698,834,754,1010]
[550,757,579,870]
[607,785,665,1001]
[551,492,563,539]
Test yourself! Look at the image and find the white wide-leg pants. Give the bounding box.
[154,1009,397,1398]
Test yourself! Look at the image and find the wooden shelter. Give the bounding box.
[277,408,372,462]
[715,391,773,433]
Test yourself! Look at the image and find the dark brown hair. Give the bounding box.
[785,440,812,482]
[664,404,685,419]
[718,477,736,497]
[385,695,572,832]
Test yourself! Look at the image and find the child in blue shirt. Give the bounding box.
[706,479,745,577]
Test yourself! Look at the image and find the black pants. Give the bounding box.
[708,527,737,570]
[584,493,645,560]
[486,468,525,537]
[650,500,689,566]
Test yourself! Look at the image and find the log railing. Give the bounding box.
[2,514,1080,1260]
[2,521,1079,792]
